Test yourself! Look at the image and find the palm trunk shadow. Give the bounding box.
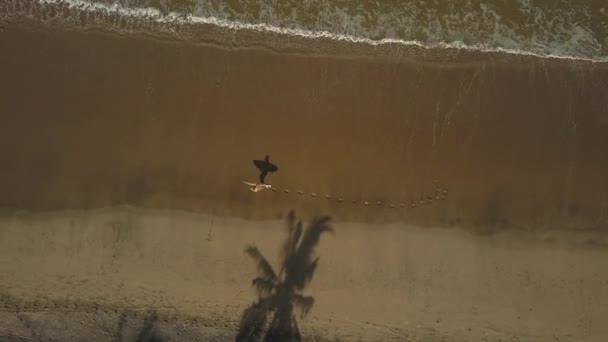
[116,310,164,342]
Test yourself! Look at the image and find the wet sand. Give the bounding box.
[2,21,608,230]
[1,15,608,342]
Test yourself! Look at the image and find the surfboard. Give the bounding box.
[253,159,278,172]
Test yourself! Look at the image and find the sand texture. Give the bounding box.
[1,16,608,342]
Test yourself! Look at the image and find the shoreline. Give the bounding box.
[2,1,607,66]
[2,4,608,342]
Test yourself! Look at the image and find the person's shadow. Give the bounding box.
[253,155,278,184]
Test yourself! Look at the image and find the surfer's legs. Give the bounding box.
[259,170,268,184]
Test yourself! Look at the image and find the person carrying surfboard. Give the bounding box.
[253,155,278,185]
[242,155,279,192]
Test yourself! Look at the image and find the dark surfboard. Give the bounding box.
[253,159,278,172]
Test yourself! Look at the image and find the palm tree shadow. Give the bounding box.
[117,310,164,342]
[236,210,334,342]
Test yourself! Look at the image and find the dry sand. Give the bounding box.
[1,15,608,342]
[1,207,607,341]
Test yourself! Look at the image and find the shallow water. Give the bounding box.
[10,0,607,60]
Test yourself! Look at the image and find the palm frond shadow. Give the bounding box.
[236,210,334,342]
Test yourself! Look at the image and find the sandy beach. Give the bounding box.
[1,2,608,341]
[1,207,607,341]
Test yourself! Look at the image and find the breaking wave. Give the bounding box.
[3,0,607,62]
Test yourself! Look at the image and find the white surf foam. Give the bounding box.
[9,0,608,62]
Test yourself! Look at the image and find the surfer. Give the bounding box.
[247,182,271,192]
[253,155,278,185]
[241,155,278,192]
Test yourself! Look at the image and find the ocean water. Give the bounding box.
[2,0,607,61]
